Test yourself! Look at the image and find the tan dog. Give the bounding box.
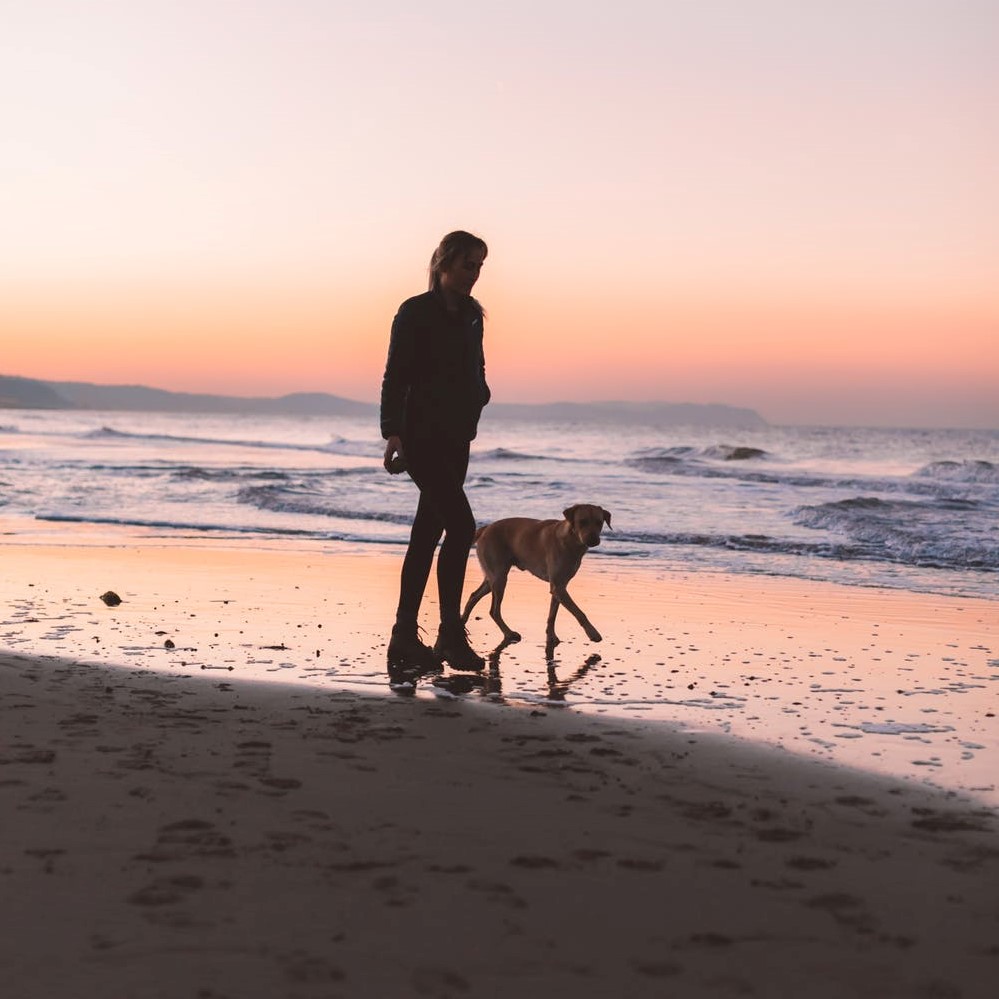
[461,504,611,655]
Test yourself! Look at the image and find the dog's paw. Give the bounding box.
[503,631,522,643]
[587,629,603,642]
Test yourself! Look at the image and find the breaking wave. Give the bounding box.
[237,483,412,525]
[82,425,372,457]
[914,460,999,484]
[792,497,999,570]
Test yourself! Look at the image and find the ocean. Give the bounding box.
[1,408,996,600]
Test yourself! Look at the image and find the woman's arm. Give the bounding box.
[379,301,417,441]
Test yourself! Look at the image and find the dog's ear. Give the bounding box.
[563,505,579,523]
[602,508,612,529]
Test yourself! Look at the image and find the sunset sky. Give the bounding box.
[2,1,996,428]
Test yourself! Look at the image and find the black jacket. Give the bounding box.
[380,290,491,443]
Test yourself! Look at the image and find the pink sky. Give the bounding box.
[2,1,996,427]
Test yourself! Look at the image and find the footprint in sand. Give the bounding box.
[135,818,235,862]
[466,878,527,911]
[571,848,611,863]
[25,847,65,873]
[785,855,838,871]
[510,855,561,870]
[617,857,665,871]
[688,932,735,948]
[263,830,312,852]
[411,966,470,996]
[680,800,734,822]
[259,776,302,792]
[277,950,345,985]
[803,892,876,932]
[10,748,56,765]
[634,959,684,978]
[127,873,204,907]
[910,808,993,833]
[754,827,805,843]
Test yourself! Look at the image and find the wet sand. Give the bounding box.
[3,523,995,803]
[2,526,998,997]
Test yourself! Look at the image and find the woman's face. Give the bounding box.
[439,247,486,297]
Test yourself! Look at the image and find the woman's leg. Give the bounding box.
[396,489,445,624]
[402,438,473,625]
[401,438,482,669]
[431,447,475,629]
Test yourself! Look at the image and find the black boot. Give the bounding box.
[387,622,441,672]
[434,624,485,672]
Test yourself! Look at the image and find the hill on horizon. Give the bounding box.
[0,374,767,428]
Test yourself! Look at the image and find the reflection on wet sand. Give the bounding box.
[545,653,603,704]
[388,638,603,708]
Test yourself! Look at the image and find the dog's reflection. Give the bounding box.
[545,653,602,703]
[480,641,602,705]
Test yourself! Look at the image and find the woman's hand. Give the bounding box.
[383,435,405,474]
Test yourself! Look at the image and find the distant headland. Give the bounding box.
[0,374,767,429]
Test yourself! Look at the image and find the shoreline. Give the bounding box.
[2,521,995,805]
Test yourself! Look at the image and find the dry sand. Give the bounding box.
[2,526,998,997]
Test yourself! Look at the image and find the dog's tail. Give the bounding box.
[473,524,488,542]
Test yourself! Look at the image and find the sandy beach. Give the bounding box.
[2,524,997,998]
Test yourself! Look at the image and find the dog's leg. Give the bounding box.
[488,570,521,642]
[545,592,561,658]
[551,585,602,643]
[461,579,491,624]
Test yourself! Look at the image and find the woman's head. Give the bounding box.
[428,230,488,298]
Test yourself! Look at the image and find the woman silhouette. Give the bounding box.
[380,231,491,673]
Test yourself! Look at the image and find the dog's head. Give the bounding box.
[563,504,612,548]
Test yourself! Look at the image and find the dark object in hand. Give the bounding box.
[388,455,407,475]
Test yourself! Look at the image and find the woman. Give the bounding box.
[380,230,491,673]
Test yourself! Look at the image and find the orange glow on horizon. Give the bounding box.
[4,274,995,428]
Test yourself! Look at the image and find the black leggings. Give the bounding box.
[397,436,476,628]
